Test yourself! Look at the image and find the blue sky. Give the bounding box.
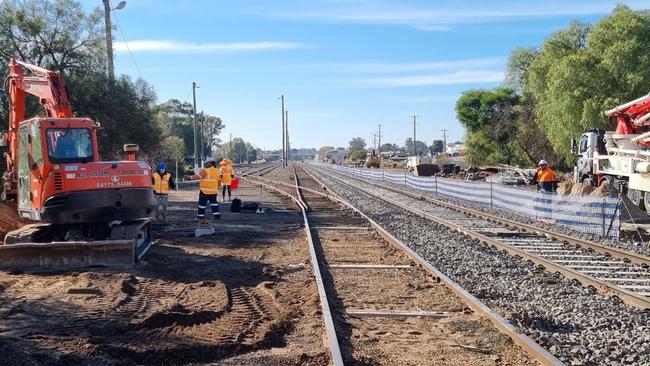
[83,0,650,150]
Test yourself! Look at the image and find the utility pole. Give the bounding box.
[378,123,382,150]
[192,82,199,171]
[411,115,419,156]
[285,110,289,163]
[103,0,115,82]
[441,129,448,154]
[102,1,126,82]
[229,133,232,161]
[280,95,286,167]
[199,111,204,164]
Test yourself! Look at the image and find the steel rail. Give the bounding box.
[240,175,344,366]
[323,167,650,267]
[311,166,650,310]
[249,166,564,366]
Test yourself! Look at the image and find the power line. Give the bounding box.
[112,11,144,80]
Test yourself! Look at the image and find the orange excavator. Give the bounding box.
[0,59,156,270]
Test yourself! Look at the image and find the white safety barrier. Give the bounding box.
[318,164,621,240]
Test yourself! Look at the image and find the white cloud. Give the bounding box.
[313,57,505,73]
[346,70,505,87]
[265,0,650,30]
[114,40,307,54]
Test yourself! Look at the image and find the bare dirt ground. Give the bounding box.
[0,201,27,238]
[0,181,328,365]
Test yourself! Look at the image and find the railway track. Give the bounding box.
[310,166,650,309]
[240,163,279,178]
[244,165,561,366]
[310,165,650,310]
[310,168,650,365]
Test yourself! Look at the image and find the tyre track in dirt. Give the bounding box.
[0,180,328,365]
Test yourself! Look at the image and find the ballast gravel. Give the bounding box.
[315,166,650,257]
[309,167,650,366]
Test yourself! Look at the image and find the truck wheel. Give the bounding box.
[582,177,595,187]
[628,188,644,210]
[643,191,650,212]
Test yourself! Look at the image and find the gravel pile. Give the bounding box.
[318,166,650,258]
[310,167,650,366]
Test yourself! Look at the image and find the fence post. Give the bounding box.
[434,175,438,196]
[601,197,607,237]
[490,181,494,209]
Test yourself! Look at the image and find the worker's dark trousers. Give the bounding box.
[222,185,231,200]
[198,192,220,218]
[538,181,557,193]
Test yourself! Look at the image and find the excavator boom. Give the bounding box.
[0,59,156,271]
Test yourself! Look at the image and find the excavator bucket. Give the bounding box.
[0,240,138,271]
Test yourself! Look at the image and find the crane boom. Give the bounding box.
[605,93,650,135]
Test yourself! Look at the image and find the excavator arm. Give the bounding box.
[4,59,74,194]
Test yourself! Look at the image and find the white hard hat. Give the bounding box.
[538,159,548,166]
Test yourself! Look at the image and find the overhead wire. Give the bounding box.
[111,10,144,80]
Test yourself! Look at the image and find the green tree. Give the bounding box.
[67,72,161,158]
[348,150,366,161]
[456,87,526,165]
[0,0,104,125]
[379,143,399,152]
[430,140,444,153]
[348,137,366,152]
[505,48,564,168]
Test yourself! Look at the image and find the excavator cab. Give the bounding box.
[0,59,157,271]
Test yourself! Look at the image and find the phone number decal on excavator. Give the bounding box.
[96,181,134,188]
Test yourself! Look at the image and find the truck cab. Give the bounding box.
[574,129,606,186]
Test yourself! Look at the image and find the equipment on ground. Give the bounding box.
[0,59,156,270]
[574,93,650,210]
[365,150,381,168]
[406,156,438,176]
[231,198,241,212]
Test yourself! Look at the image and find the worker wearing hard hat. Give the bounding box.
[219,159,236,202]
[187,160,221,220]
[152,162,176,220]
[533,160,557,193]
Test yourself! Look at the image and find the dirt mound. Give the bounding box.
[0,202,27,238]
[593,181,619,196]
[570,183,595,195]
[556,181,573,195]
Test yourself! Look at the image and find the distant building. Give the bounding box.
[446,142,465,155]
[315,148,348,162]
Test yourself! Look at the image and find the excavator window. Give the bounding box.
[30,122,43,168]
[46,128,94,163]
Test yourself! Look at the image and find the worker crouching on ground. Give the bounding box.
[187,160,221,220]
[533,160,557,193]
[152,162,176,220]
[219,160,235,202]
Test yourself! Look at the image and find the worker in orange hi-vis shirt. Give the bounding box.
[533,160,557,193]
[219,159,236,202]
[187,160,221,220]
